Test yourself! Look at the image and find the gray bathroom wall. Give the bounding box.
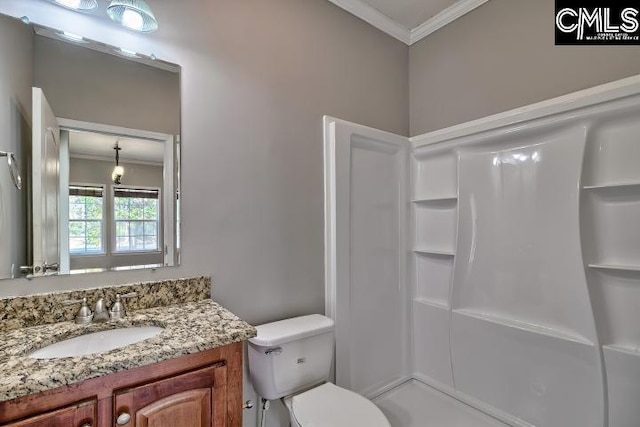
[0,17,33,279]
[0,2,408,323]
[409,0,640,135]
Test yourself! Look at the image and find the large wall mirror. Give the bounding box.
[0,13,181,279]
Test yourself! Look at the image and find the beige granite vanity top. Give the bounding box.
[0,277,256,402]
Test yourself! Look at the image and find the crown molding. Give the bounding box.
[326,0,411,44]
[327,0,490,46]
[410,0,489,45]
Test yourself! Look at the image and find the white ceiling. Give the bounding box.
[69,130,165,165]
[361,0,459,30]
[327,0,489,45]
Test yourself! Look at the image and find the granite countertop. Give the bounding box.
[0,299,256,402]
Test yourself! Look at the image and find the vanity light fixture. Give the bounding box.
[107,0,158,32]
[112,142,124,185]
[53,0,98,11]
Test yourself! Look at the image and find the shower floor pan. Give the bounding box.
[374,380,509,427]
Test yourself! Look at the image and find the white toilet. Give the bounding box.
[248,314,391,427]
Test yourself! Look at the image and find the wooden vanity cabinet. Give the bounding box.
[0,342,243,427]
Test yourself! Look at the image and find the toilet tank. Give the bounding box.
[248,314,335,400]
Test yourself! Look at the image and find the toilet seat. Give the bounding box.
[287,383,391,427]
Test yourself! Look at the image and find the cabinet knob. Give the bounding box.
[80,424,92,427]
[116,412,131,425]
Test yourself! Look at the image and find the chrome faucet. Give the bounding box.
[93,298,110,322]
[64,293,138,324]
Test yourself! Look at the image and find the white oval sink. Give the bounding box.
[29,326,164,359]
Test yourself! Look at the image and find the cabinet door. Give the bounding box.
[4,399,96,427]
[114,364,228,427]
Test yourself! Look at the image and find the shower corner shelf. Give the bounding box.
[413,248,455,257]
[582,181,640,190]
[413,297,449,311]
[603,344,640,356]
[411,196,458,204]
[588,263,640,273]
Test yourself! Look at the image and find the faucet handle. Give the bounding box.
[109,293,137,320]
[63,297,93,324]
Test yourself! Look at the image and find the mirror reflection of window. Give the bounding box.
[69,185,105,255]
[114,187,161,253]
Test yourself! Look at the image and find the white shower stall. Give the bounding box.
[324,75,640,427]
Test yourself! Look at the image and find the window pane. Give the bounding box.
[69,203,86,220]
[68,185,104,255]
[115,198,129,220]
[116,221,129,237]
[144,236,157,251]
[144,199,158,219]
[116,236,130,251]
[85,200,103,220]
[130,221,144,236]
[132,236,145,251]
[86,221,102,251]
[69,221,86,237]
[113,189,160,253]
[69,237,86,253]
[144,221,157,236]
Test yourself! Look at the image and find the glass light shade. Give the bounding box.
[54,0,98,11]
[112,165,124,183]
[107,0,158,32]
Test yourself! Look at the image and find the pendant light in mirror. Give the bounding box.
[53,0,98,11]
[107,0,158,32]
[112,142,124,184]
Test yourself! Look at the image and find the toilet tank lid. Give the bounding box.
[249,314,334,347]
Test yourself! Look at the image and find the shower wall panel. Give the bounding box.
[409,78,640,426]
[327,76,640,427]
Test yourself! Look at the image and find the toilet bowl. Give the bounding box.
[248,314,391,427]
[284,382,390,427]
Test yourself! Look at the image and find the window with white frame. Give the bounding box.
[69,185,104,255]
[114,187,160,252]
